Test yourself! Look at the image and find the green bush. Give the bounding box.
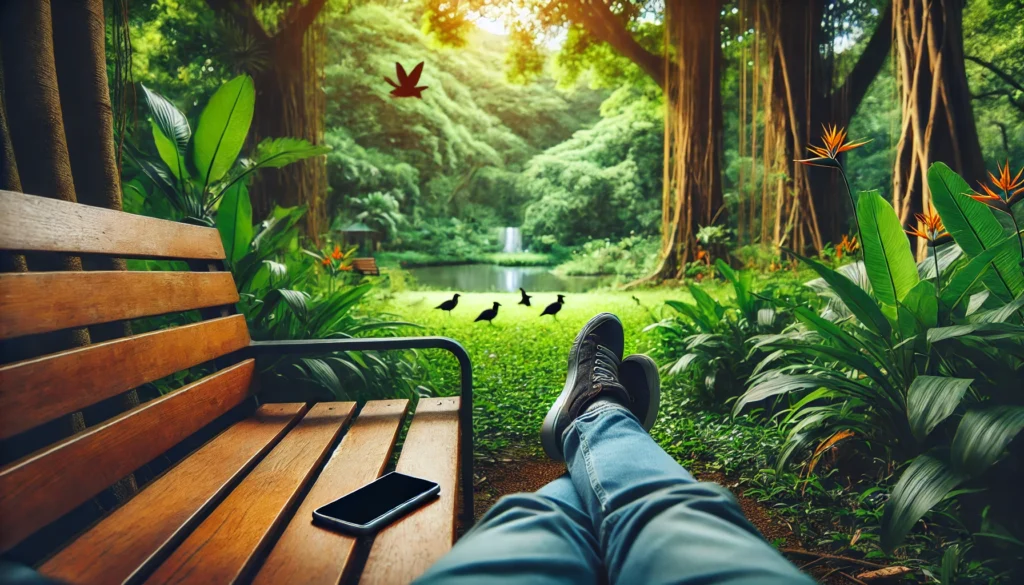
[556,235,658,279]
[646,260,797,408]
[736,163,1024,552]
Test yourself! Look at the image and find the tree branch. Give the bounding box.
[832,0,893,115]
[965,55,1024,94]
[204,0,269,42]
[282,0,328,36]
[567,0,665,88]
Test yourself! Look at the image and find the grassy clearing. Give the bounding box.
[378,288,729,456]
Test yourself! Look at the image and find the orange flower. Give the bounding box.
[835,234,859,259]
[321,256,332,266]
[331,244,343,260]
[968,160,1024,209]
[906,210,950,244]
[339,264,353,272]
[796,125,870,167]
[988,160,1024,195]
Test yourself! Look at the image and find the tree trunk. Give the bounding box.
[52,0,140,501]
[892,0,984,257]
[767,0,894,249]
[646,0,723,280]
[208,0,328,241]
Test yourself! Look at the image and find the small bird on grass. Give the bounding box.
[475,302,501,324]
[540,294,565,318]
[518,287,532,307]
[384,62,428,99]
[435,293,460,315]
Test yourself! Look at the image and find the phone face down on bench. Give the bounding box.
[312,472,440,535]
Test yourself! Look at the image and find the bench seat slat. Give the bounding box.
[253,400,409,585]
[359,397,461,585]
[0,271,239,340]
[39,403,308,584]
[0,315,250,440]
[0,190,225,260]
[0,360,255,553]
[143,402,356,585]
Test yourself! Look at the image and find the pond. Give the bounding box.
[406,264,614,293]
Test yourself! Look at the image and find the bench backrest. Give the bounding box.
[0,190,252,553]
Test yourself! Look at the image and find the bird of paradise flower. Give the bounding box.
[964,160,1024,257]
[796,125,871,250]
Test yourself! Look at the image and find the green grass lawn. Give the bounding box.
[379,288,724,456]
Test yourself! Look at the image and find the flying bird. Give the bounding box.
[475,302,501,324]
[384,62,428,99]
[518,287,532,307]
[540,294,565,318]
[435,293,461,315]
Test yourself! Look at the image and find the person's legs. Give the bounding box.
[563,404,815,585]
[414,474,602,585]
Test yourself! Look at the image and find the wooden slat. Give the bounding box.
[0,360,254,553]
[40,403,307,585]
[144,402,356,585]
[0,190,225,259]
[253,400,409,585]
[0,315,250,440]
[0,271,239,340]
[360,397,461,585]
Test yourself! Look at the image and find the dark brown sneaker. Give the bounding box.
[620,354,661,431]
[541,313,626,461]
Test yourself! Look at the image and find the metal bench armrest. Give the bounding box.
[247,337,474,527]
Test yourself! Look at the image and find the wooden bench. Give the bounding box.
[0,190,474,584]
[352,257,380,276]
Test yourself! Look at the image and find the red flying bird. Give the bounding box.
[384,62,428,99]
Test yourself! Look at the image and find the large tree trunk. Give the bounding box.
[207,0,328,240]
[892,0,984,256]
[646,0,723,280]
[767,0,894,249]
[52,0,140,501]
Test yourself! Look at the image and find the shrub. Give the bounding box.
[737,162,1024,552]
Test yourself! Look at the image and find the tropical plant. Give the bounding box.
[350,191,406,241]
[131,75,329,225]
[215,190,426,403]
[646,260,791,408]
[735,161,1024,552]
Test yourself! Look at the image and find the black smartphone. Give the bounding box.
[312,472,440,535]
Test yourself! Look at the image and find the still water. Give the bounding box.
[406,264,613,293]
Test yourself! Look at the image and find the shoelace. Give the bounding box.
[592,344,620,386]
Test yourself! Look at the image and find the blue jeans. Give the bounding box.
[416,404,815,584]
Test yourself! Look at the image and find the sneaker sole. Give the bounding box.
[622,354,661,431]
[541,313,622,461]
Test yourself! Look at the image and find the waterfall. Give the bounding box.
[502,227,522,254]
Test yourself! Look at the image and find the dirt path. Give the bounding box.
[472,454,852,584]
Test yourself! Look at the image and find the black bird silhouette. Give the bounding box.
[518,287,532,307]
[475,302,501,324]
[435,293,460,315]
[540,294,565,318]
[384,62,428,98]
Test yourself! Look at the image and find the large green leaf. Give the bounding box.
[951,406,1024,477]
[733,374,828,414]
[151,121,189,181]
[906,376,973,441]
[142,84,190,154]
[249,137,331,169]
[857,190,919,306]
[215,182,253,266]
[941,236,1018,310]
[928,162,1024,300]
[786,248,892,339]
[898,280,937,338]
[193,75,255,186]
[881,454,964,552]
